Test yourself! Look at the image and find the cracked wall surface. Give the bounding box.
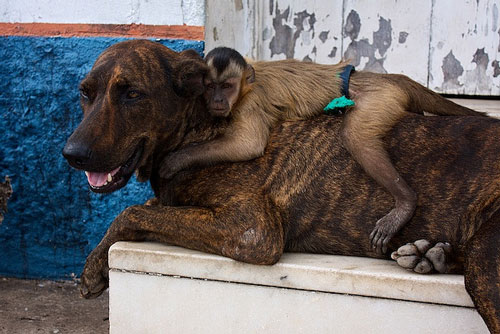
[206,0,500,95]
[429,0,500,94]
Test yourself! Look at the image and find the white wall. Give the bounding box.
[206,0,500,96]
[0,0,205,26]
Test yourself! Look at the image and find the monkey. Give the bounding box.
[202,47,255,117]
[159,47,486,254]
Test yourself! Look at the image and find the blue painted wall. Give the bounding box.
[0,36,204,279]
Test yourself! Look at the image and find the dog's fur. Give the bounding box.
[63,40,500,333]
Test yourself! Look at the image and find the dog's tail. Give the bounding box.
[394,75,487,117]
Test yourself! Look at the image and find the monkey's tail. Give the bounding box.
[395,75,487,117]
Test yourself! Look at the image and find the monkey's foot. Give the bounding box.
[370,208,413,254]
[391,240,452,274]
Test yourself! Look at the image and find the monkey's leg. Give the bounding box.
[342,100,417,254]
[464,212,500,333]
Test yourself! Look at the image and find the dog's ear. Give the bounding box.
[172,50,208,98]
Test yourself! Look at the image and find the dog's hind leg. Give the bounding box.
[464,213,500,334]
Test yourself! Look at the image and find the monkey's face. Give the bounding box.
[204,76,241,117]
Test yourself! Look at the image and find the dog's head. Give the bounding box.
[62,40,208,193]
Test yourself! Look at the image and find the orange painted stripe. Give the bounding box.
[0,22,204,40]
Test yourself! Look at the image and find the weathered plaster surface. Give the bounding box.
[343,1,432,85]
[0,0,205,26]
[258,0,432,85]
[207,0,500,95]
[0,36,203,279]
[205,0,258,59]
[260,0,343,63]
[429,0,500,95]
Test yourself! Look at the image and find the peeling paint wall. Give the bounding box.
[430,0,500,95]
[341,1,432,86]
[264,1,343,64]
[206,0,500,95]
[205,0,257,58]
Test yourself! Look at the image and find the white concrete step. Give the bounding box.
[108,241,489,334]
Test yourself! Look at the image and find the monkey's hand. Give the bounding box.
[159,154,181,179]
[159,150,192,179]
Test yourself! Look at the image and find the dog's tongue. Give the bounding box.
[86,172,107,187]
[85,167,120,187]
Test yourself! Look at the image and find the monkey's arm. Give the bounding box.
[159,111,271,179]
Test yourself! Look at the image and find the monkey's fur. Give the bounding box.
[63,41,500,332]
[160,47,485,253]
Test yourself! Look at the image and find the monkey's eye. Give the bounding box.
[221,83,233,90]
[206,83,216,90]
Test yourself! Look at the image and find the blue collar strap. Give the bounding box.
[323,65,355,115]
[340,65,355,99]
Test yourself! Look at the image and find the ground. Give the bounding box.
[0,277,108,334]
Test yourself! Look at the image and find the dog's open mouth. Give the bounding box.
[84,142,144,193]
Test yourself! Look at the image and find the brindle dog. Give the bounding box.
[63,40,500,333]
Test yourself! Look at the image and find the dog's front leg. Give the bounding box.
[80,202,285,298]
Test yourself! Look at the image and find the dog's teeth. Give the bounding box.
[107,173,112,182]
[85,171,90,178]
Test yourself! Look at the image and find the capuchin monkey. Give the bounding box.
[160,47,486,254]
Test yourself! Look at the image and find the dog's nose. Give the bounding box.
[62,141,92,169]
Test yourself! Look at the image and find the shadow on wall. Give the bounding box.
[0,36,204,280]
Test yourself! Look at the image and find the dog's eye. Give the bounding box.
[125,90,141,100]
[79,89,89,100]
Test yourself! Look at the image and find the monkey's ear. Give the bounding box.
[180,49,203,60]
[245,64,255,83]
[172,58,208,98]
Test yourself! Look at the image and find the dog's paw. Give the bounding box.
[391,240,452,274]
[80,251,109,299]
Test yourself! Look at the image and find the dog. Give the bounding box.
[63,40,500,333]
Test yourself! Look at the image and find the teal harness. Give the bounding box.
[323,65,355,115]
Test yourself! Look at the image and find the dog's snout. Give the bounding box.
[62,141,92,169]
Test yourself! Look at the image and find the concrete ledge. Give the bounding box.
[109,241,489,333]
[449,98,500,117]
